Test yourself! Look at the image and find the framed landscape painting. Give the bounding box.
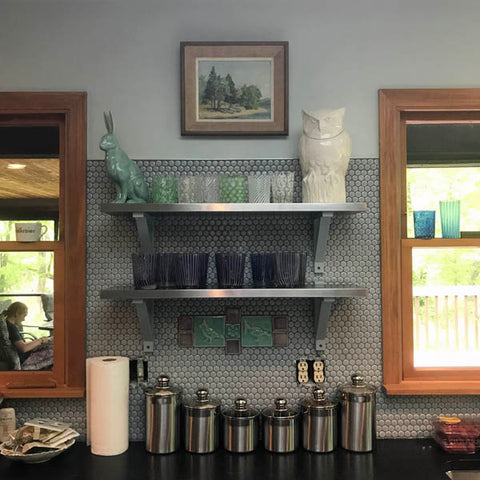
[181,42,288,136]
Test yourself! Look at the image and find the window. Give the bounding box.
[380,89,480,394]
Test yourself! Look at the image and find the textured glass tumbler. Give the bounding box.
[156,253,177,288]
[272,252,306,288]
[179,176,205,203]
[215,253,246,288]
[132,253,157,290]
[413,210,435,239]
[151,175,178,203]
[439,200,461,238]
[248,175,271,203]
[271,173,294,203]
[175,253,209,288]
[203,175,220,203]
[220,176,247,203]
[250,253,274,288]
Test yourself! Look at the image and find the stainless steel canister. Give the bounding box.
[262,398,300,453]
[222,398,259,453]
[302,387,337,453]
[339,374,377,452]
[184,389,221,453]
[145,375,182,454]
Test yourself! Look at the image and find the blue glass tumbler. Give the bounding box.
[413,210,435,239]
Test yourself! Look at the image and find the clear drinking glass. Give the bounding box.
[248,175,271,203]
[271,172,294,203]
[178,176,204,203]
[203,175,220,203]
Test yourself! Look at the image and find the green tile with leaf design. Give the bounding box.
[225,323,240,339]
[194,316,225,347]
[241,316,273,347]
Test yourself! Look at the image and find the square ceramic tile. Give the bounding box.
[225,323,241,339]
[241,316,273,347]
[194,316,225,347]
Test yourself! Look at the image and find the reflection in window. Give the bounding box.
[412,248,480,367]
[0,251,54,371]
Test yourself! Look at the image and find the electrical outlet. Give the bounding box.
[296,360,309,383]
[313,360,325,383]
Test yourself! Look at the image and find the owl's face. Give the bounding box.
[302,108,346,139]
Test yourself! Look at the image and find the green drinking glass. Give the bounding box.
[219,176,247,203]
[151,175,178,203]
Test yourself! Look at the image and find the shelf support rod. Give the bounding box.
[313,212,333,274]
[313,297,335,352]
[132,299,154,353]
[133,212,154,253]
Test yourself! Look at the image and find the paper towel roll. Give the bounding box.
[86,356,129,456]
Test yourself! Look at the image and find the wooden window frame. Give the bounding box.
[0,92,86,398]
[380,88,480,395]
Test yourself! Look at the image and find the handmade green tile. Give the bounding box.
[194,316,225,347]
[225,323,241,339]
[241,316,273,347]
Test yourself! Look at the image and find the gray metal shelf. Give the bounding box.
[100,286,367,353]
[100,202,368,353]
[100,202,366,215]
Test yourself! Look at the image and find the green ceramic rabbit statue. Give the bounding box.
[100,111,149,203]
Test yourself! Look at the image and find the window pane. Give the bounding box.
[0,251,54,371]
[412,247,480,367]
[407,166,480,238]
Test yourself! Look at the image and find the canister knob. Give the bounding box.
[313,388,325,401]
[157,375,170,388]
[235,398,248,411]
[196,389,209,402]
[351,374,365,386]
[274,398,287,411]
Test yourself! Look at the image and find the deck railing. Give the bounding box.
[413,286,480,355]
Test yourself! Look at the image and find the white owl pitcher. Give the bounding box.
[299,108,352,203]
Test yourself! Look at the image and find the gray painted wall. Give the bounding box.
[2,0,480,159]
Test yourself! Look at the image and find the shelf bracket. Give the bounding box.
[132,212,154,253]
[313,212,333,274]
[132,299,154,353]
[313,297,335,352]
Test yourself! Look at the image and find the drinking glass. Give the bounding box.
[175,253,209,288]
[271,172,294,203]
[219,176,247,203]
[178,176,204,203]
[132,253,157,290]
[156,253,177,288]
[151,175,178,204]
[413,210,435,239]
[272,252,306,288]
[215,253,246,288]
[250,253,274,288]
[203,175,220,203]
[439,200,461,238]
[248,175,271,203]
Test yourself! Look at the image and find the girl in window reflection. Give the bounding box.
[1,302,53,369]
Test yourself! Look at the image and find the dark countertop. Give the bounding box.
[0,439,478,480]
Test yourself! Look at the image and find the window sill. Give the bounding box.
[384,380,480,395]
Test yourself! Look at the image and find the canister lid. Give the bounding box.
[339,374,377,399]
[302,388,336,411]
[145,375,181,397]
[184,389,221,411]
[222,398,259,419]
[262,398,300,419]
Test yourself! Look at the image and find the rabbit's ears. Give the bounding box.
[103,111,114,134]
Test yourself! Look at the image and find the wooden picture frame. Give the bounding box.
[181,42,288,136]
